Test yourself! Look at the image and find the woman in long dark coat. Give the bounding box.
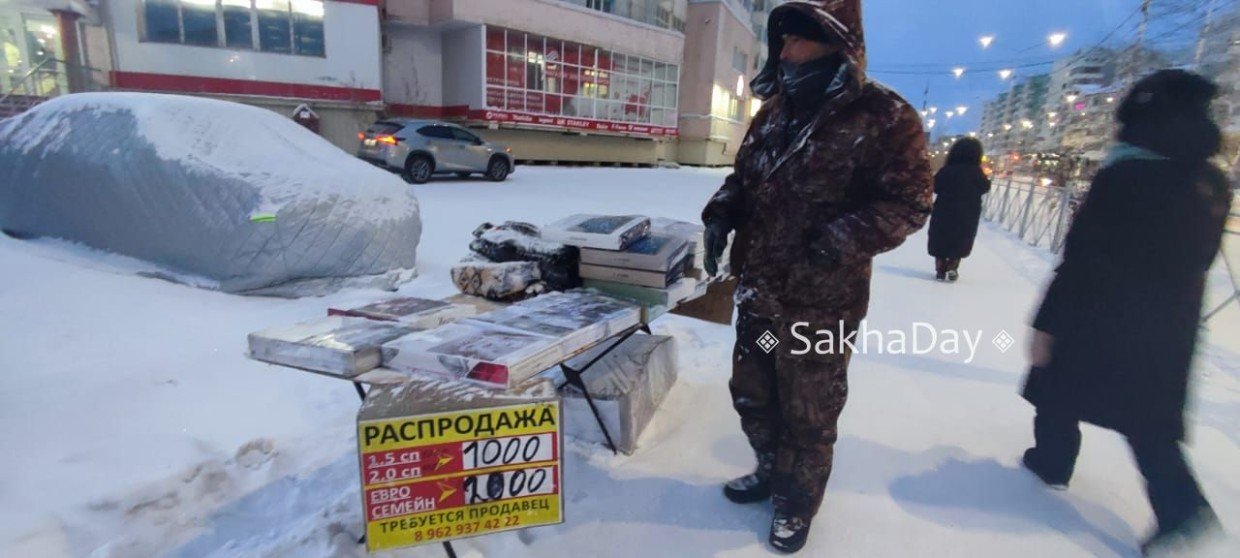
[927,138,991,281]
[1022,70,1233,555]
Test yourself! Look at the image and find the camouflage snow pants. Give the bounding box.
[730,310,852,517]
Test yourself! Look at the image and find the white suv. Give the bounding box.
[357,119,515,184]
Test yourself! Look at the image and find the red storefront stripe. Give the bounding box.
[110,71,382,102]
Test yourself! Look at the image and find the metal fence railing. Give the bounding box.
[1203,222,1240,324]
[980,176,1086,254]
[983,176,1240,323]
[0,58,109,119]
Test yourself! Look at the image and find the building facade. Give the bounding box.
[0,1,387,146]
[1057,83,1122,161]
[381,0,688,164]
[1038,47,1115,151]
[3,0,772,165]
[977,46,1138,162]
[677,0,762,165]
[978,74,1049,157]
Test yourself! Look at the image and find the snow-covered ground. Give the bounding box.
[1,167,1237,557]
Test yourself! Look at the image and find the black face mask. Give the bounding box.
[778,54,845,110]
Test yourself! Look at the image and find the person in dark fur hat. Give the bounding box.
[1022,69,1233,556]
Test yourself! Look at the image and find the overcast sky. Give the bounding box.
[858,0,1210,136]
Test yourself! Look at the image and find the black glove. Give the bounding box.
[703,222,731,277]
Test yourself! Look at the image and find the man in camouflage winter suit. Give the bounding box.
[701,0,932,552]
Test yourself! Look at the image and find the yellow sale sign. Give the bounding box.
[358,401,563,552]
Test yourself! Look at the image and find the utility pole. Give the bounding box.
[1137,0,1153,50]
[1123,0,1155,86]
[1195,0,1220,66]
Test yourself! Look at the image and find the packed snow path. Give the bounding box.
[1,167,1236,557]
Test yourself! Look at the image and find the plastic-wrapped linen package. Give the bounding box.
[248,317,413,377]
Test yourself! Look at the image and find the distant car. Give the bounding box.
[357,119,514,184]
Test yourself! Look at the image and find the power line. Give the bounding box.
[870,2,1149,78]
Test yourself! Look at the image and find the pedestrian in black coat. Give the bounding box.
[927,138,991,280]
[1021,70,1233,555]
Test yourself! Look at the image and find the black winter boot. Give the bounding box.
[723,453,774,503]
[1022,448,1070,489]
[769,510,813,553]
[1140,507,1222,556]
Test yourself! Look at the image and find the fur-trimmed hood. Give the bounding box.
[751,0,866,100]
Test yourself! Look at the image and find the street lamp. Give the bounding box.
[952,67,966,78]
[946,111,956,118]
[998,69,1013,80]
[1065,94,1078,103]
[979,35,995,49]
[1048,32,1067,48]
[929,106,938,115]
[956,105,968,116]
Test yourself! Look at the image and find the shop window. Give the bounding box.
[292,0,325,56]
[505,52,526,89]
[560,65,580,96]
[222,0,254,49]
[181,0,218,46]
[506,30,524,57]
[526,54,545,93]
[732,47,747,73]
[144,0,181,43]
[587,0,614,13]
[562,41,580,66]
[485,51,506,86]
[257,0,292,53]
[479,26,677,126]
[486,26,505,51]
[486,87,504,109]
[140,0,324,56]
[526,91,545,113]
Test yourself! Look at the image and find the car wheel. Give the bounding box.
[455,172,471,178]
[486,158,510,182]
[403,155,433,184]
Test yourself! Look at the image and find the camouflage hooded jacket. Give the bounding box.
[702,0,933,324]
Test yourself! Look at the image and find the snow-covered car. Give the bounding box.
[0,92,423,296]
[357,119,515,184]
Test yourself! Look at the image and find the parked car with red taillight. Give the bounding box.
[357,119,515,184]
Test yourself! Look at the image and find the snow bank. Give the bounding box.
[0,92,421,295]
[2,167,1237,557]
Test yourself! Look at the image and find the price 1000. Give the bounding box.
[462,466,555,505]
[462,433,554,471]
